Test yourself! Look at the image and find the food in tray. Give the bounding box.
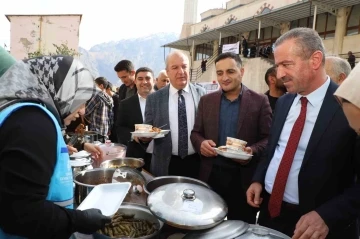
[150,126,161,133]
[134,124,162,133]
[108,163,127,169]
[97,212,157,238]
[226,137,247,151]
[74,123,86,136]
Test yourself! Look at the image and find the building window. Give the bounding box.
[290,16,313,29]
[195,43,214,61]
[347,4,360,36]
[247,27,279,47]
[291,13,335,39]
[315,13,336,39]
[221,36,238,45]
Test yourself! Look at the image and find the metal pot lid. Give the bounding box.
[235,224,291,239]
[147,182,228,230]
[184,220,249,239]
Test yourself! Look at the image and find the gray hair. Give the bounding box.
[274,27,326,65]
[165,50,189,69]
[326,56,352,78]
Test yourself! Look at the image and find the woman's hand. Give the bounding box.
[67,145,78,155]
[84,143,103,161]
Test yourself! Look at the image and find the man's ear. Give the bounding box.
[268,76,275,85]
[130,70,135,76]
[338,73,347,85]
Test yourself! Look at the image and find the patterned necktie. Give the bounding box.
[268,97,308,218]
[178,90,188,159]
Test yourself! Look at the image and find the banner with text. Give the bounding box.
[222,42,240,54]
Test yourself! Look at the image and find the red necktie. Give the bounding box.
[268,97,308,218]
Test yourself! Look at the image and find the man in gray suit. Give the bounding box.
[143,51,206,177]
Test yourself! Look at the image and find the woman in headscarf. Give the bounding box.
[0,47,110,238]
[334,63,360,135]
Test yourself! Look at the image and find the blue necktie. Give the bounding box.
[178,90,188,159]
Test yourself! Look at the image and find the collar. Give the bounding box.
[169,82,190,95]
[138,94,147,101]
[221,84,243,100]
[294,77,330,107]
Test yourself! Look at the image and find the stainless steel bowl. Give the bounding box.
[100,157,145,171]
[73,168,116,205]
[144,176,210,194]
[93,203,164,239]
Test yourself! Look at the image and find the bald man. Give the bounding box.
[325,56,351,85]
[154,70,169,90]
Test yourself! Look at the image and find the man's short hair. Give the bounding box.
[114,60,134,72]
[106,81,113,90]
[326,56,352,78]
[274,27,326,65]
[94,76,108,88]
[215,52,242,67]
[265,66,277,85]
[135,67,154,79]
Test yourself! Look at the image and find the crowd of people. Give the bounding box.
[0,27,360,239]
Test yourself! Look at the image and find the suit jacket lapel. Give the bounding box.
[161,85,170,128]
[133,96,143,123]
[301,81,339,167]
[270,94,296,157]
[237,85,249,135]
[189,83,200,114]
[211,91,222,145]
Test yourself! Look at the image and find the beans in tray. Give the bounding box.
[97,212,157,238]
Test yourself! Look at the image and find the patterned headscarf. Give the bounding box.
[0,49,97,122]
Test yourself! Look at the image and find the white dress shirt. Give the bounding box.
[138,94,153,154]
[265,78,330,204]
[168,83,196,156]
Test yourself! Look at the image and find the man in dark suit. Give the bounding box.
[144,51,206,177]
[116,67,154,171]
[246,28,359,239]
[190,52,272,222]
[114,60,137,102]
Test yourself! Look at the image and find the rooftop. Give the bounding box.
[5,14,82,23]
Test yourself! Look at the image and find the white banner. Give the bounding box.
[222,41,240,54]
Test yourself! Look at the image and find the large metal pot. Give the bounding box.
[73,168,116,205]
[100,157,145,171]
[147,182,227,230]
[93,203,164,239]
[144,176,210,194]
[73,167,148,206]
[184,221,291,239]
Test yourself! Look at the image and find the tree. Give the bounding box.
[27,42,80,59]
[52,43,80,57]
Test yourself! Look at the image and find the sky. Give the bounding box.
[0,0,226,50]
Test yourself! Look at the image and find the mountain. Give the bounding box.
[79,32,179,86]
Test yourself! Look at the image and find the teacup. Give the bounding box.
[135,124,153,132]
[226,137,247,151]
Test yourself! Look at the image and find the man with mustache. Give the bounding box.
[246,28,359,239]
[191,52,272,222]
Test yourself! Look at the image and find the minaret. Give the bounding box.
[183,0,198,24]
[180,0,199,38]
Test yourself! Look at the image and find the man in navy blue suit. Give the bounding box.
[246,28,359,239]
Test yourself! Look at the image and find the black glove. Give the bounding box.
[76,208,111,234]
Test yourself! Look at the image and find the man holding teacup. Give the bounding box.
[191,52,272,222]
